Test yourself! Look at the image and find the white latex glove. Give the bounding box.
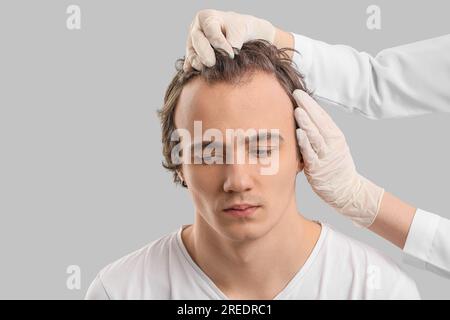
[184,9,276,71]
[293,89,385,228]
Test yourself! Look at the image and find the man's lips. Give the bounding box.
[224,204,259,211]
[223,204,261,217]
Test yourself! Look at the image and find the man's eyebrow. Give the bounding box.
[190,140,222,150]
[190,131,284,149]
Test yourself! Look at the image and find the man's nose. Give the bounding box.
[223,164,254,193]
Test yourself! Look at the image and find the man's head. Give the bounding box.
[158,40,308,241]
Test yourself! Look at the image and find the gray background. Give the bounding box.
[0,0,449,299]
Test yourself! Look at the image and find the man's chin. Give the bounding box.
[214,219,273,243]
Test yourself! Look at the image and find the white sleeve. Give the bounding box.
[291,32,450,119]
[403,208,450,279]
[84,274,111,300]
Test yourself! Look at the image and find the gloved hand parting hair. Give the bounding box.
[184,9,276,71]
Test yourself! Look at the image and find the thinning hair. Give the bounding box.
[158,39,309,188]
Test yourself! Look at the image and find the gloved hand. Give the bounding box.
[293,89,385,228]
[184,9,276,71]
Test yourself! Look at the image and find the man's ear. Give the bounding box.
[176,169,188,188]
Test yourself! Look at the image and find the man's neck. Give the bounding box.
[181,199,322,299]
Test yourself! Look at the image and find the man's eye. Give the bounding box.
[250,149,273,157]
[193,153,223,164]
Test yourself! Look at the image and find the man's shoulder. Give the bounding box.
[322,223,403,272]
[86,227,180,299]
[320,223,420,299]
[100,230,176,276]
[322,223,390,261]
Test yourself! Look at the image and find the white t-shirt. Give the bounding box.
[85,222,420,300]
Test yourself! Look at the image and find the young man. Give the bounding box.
[85,41,420,300]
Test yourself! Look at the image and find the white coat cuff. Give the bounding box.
[403,208,441,262]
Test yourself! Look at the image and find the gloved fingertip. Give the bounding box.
[204,55,216,68]
[197,53,215,68]
[192,56,204,71]
[294,107,305,122]
[231,47,241,56]
[293,88,307,98]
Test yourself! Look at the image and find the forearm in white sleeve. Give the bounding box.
[291,33,450,119]
[403,208,450,279]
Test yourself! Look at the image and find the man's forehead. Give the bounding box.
[175,71,295,132]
